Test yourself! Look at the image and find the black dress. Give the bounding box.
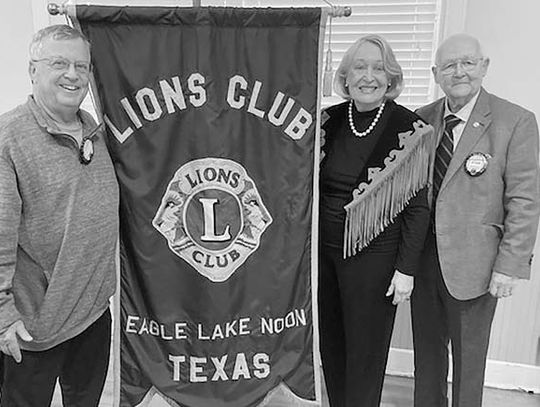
[319,100,430,407]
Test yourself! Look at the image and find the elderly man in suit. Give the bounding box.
[411,33,540,407]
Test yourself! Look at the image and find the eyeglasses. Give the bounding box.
[32,57,92,75]
[436,58,483,75]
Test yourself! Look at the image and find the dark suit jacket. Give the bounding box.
[417,88,540,300]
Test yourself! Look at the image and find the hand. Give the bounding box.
[489,272,518,298]
[0,320,33,363]
[386,270,414,305]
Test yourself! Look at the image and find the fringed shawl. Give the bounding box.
[320,101,436,259]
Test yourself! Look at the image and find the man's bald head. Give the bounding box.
[432,33,489,112]
[435,34,484,66]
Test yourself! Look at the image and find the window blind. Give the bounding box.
[203,0,442,110]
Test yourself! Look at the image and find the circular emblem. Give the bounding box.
[79,137,94,165]
[152,158,272,282]
[464,152,489,177]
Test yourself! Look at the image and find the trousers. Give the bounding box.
[1,309,111,407]
[411,233,497,407]
[319,242,398,407]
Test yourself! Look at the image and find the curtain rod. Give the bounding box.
[47,2,351,17]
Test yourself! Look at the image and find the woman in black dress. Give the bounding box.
[319,34,434,407]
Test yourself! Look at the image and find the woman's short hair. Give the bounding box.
[29,24,90,60]
[334,34,404,100]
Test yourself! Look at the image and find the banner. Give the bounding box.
[75,6,323,407]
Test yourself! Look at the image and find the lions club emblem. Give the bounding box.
[152,158,272,282]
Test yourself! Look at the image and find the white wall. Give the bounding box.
[464,0,540,116]
[0,0,34,114]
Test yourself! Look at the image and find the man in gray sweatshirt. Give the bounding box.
[0,25,118,406]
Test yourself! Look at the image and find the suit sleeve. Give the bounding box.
[493,111,540,279]
[394,187,430,276]
[0,153,23,333]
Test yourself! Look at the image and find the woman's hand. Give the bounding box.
[385,270,414,305]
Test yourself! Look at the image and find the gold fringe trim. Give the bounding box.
[343,120,436,258]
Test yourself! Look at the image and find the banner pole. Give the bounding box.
[49,2,351,18]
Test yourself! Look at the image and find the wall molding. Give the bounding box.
[387,348,540,394]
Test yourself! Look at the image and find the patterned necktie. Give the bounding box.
[432,114,461,200]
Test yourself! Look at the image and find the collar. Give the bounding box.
[444,90,481,124]
[27,95,102,140]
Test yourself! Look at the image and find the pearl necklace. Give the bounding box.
[348,100,386,138]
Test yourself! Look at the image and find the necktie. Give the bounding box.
[432,114,461,200]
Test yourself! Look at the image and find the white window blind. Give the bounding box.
[203,0,442,110]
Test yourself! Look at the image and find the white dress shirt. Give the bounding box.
[444,90,481,151]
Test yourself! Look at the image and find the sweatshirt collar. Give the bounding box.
[27,95,102,140]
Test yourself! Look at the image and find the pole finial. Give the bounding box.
[329,6,352,18]
[47,2,67,16]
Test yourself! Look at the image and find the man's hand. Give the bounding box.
[0,320,33,363]
[489,272,518,298]
[386,270,414,305]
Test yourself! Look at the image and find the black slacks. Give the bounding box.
[411,233,497,407]
[1,308,111,407]
[319,243,397,407]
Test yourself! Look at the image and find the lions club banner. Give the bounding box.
[75,6,323,407]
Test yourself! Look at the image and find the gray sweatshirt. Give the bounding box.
[0,96,119,351]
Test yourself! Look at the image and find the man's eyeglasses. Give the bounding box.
[436,58,483,75]
[32,57,92,75]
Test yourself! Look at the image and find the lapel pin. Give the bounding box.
[464,152,489,176]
